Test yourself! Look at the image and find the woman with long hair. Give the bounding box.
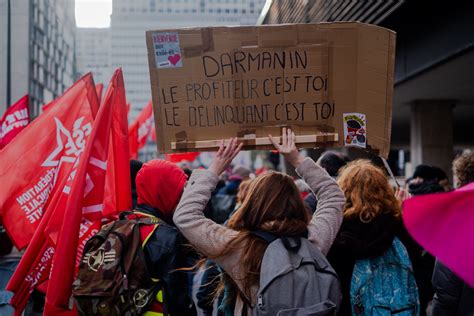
[173,128,345,314]
[327,159,418,315]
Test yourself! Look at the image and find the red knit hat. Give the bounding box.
[136,159,188,221]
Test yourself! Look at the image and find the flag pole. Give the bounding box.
[7,0,11,107]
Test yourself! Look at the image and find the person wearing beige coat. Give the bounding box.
[173,129,345,314]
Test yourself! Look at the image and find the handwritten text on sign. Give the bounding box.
[159,49,335,128]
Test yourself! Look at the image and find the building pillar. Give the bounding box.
[410,100,455,180]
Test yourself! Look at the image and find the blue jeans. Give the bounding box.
[0,260,20,316]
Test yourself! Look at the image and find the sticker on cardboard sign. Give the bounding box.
[343,113,366,148]
[152,32,183,69]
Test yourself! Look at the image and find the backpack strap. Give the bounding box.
[251,230,278,243]
[251,230,308,253]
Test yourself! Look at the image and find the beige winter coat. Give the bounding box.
[173,157,345,314]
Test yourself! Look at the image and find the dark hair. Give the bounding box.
[130,160,143,208]
[130,160,143,183]
[412,165,447,182]
[408,182,445,196]
[453,152,474,187]
[317,151,349,177]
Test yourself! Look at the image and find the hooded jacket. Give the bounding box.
[135,160,197,315]
[326,213,416,315]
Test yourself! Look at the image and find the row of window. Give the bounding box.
[119,7,259,14]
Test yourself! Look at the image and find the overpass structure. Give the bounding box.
[259,0,474,178]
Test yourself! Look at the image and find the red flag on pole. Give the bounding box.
[0,95,29,149]
[102,75,131,217]
[6,70,130,314]
[43,68,129,314]
[0,74,98,249]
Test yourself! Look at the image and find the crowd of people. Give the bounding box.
[1,128,473,315]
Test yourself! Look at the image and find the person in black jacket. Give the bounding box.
[327,159,417,315]
[135,159,197,315]
[431,260,474,316]
[431,152,474,315]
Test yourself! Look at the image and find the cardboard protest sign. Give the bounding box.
[146,22,395,157]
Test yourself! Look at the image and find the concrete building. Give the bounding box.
[0,0,76,117]
[75,28,111,87]
[110,0,266,121]
[259,0,474,179]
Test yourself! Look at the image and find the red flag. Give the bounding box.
[403,182,474,287]
[165,152,200,163]
[136,101,154,149]
[44,69,130,314]
[150,124,157,142]
[0,95,29,149]
[128,121,139,159]
[127,101,153,159]
[0,74,99,249]
[96,83,104,104]
[41,73,99,117]
[102,77,132,216]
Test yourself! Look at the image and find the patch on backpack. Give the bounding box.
[83,249,116,271]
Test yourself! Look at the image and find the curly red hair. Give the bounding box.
[337,160,401,222]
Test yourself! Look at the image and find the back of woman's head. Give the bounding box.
[337,160,400,222]
[228,172,309,236]
[222,172,309,300]
[453,151,474,188]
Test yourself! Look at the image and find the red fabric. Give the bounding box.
[150,124,156,141]
[403,182,474,287]
[0,74,98,250]
[136,101,154,149]
[127,101,153,158]
[165,152,200,163]
[102,74,132,217]
[0,95,29,149]
[6,74,100,313]
[44,69,128,314]
[42,73,99,117]
[136,160,187,222]
[128,100,154,152]
[128,121,139,159]
[95,83,104,104]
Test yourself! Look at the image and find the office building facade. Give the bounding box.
[0,0,76,117]
[110,0,266,120]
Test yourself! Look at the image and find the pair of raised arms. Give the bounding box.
[208,128,305,176]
